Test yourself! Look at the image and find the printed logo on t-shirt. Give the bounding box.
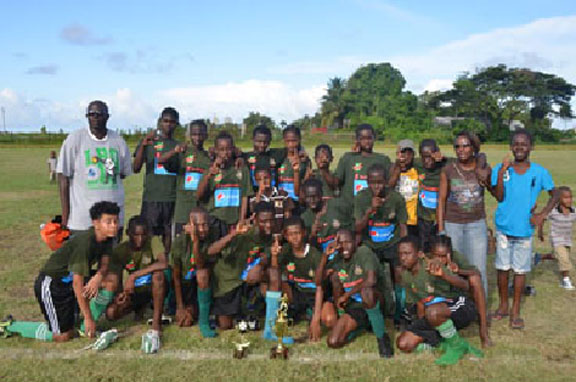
[214,187,240,207]
[84,147,119,190]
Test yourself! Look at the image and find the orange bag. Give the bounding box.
[40,217,70,251]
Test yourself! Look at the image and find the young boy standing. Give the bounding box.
[159,119,212,235]
[47,150,57,183]
[491,129,557,329]
[196,132,253,227]
[541,186,576,290]
[1,202,119,342]
[388,139,419,236]
[323,124,391,204]
[133,107,180,251]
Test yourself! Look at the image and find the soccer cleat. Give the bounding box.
[0,315,14,338]
[146,315,173,326]
[89,329,118,351]
[377,334,394,358]
[561,277,575,290]
[141,329,161,354]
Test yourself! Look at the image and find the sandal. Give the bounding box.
[510,317,525,330]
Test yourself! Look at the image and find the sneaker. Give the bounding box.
[236,319,248,333]
[377,334,394,358]
[91,329,119,351]
[561,277,575,290]
[147,315,173,326]
[0,315,13,338]
[141,330,161,354]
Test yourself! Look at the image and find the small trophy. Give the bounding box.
[232,319,250,359]
[270,294,290,360]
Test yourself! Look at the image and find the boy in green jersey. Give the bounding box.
[158,119,211,235]
[322,230,394,358]
[396,236,483,365]
[133,107,180,252]
[171,207,225,338]
[322,124,391,204]
[276,125,312,202]
[428,235,491,347]
[272,216,337,342]
[197,131,253,227]
[1,202,118,342]
[104,216,168,353]
[303,144,338,199]
[301,178,353,255]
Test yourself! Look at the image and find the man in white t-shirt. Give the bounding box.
[57,100,132,237]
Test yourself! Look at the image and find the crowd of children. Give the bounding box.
[2,102,572,367]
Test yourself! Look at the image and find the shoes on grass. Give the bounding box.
[141,329,161,354]
[561,277,575,290]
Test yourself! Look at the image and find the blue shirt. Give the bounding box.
[491,162,554,237]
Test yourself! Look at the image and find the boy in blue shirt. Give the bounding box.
[490,129,558,329]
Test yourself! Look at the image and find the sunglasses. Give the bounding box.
[86,112,107,118]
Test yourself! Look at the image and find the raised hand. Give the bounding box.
[174,143,188,153]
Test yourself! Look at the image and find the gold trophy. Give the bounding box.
[232,319,250,359]
[270,293,291,359]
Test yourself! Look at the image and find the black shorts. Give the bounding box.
[407,224,419,237]
[417,219,437,253]
[289,286,316,321]
[141,201,175,236]
[406,296,477,346]
[131,288,152,311]
[212,284,263,317]
[34,273,76,334]
[373,244,398,268]
[345,305,370,330]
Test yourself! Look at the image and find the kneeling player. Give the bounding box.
[272,216,337,342]
[428,235,491,347]
[172,207,224,338]
[104,216,168,353]
[396,236,483,365]
[1,202,118,342]
[323,229,394,358]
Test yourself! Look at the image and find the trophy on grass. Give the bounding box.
[232,319,251,359]
[270,293,291,359]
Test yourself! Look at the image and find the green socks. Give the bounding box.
[394,286,406,321]
[8,321,53,341]
[435,319,467,366]
[197,288,216,338]
[90,289,115,321]
[365,302,386,339]
[81,289,114,331]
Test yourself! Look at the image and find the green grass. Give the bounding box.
[1,144,575,381]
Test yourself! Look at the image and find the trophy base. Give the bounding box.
[270,346,289,360]
[233,348,247,359]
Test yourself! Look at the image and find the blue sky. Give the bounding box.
[1,0,576,131]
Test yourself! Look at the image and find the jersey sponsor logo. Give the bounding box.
[354,179,368,195]
[134,274,152,287]
[419,186,438,209]
[184,172,202,190]
[278,181,297,200]
[214,187,240,207]
[369,221,395,243]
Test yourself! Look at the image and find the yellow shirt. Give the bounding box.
[397,167,419,225]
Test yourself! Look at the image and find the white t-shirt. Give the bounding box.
[57,128,132,230]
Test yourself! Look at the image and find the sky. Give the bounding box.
[1,0,576,131]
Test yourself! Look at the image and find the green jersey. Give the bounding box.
[336,246,382,309]
[206,165,254,225]
[212,228,271,297]
[110,237,163,288]
[276,150,311,201]
[354,188,407,250]
[134,138,179,202]
[310,169,337,198]
[243,149,282,190]
[413,158,448,222]
[164,148,212,224]
[335,152,391,203]
[279,243,322,295]
[301,197,354,253]
[171,227,222,281]
[400,259,461,305]
[41,228,113,279]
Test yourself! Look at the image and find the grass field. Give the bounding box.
[1,143,575,382]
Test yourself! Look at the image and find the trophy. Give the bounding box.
[270,293,291,359]
[232,319,250,359]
